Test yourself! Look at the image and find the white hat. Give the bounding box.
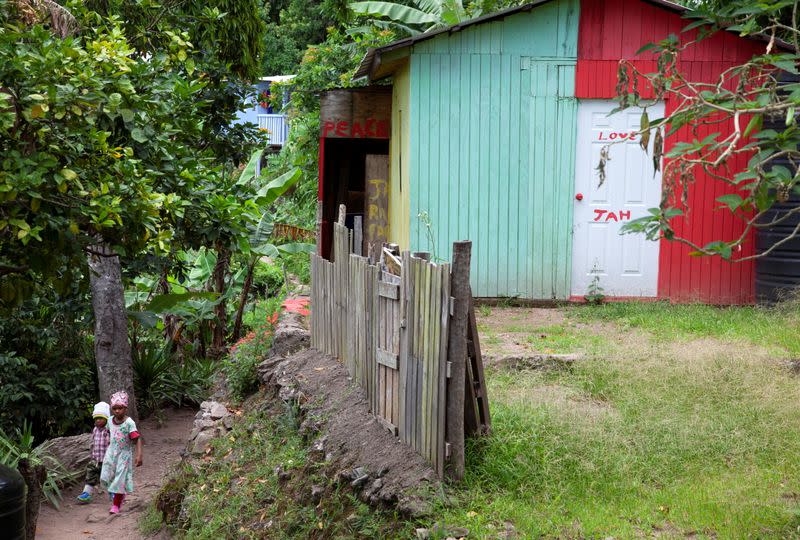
[92,401,110,420]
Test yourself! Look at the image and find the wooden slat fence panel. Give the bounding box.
[310,213,470,480]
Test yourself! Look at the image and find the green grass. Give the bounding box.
[478,320,611,356]
[138,504,164,536]
[522,324,609,355]
[568,301,800,355]
[434,304,800,538]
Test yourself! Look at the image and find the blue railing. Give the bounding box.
[258,114,289,146]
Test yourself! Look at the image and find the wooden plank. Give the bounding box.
[446,241,471,481]
[354,216,363,256]
[391,292,401,428]
[398,252,410,442]
[437,264,451,478]
[378,281,400,300]
[411,258,422,452]
[464,344,480,437]
[371,264,380,415]
[365,155,389,257]
[383,248,402,276]
[420,261,432,460]
[387,294,394,424]
[468,297,491,434]
[428,262,441,467]
[366,264,374,411]
[310,255,315,348]
[375,349,400,369]
[428,263,442,471]
[376,415,398,436]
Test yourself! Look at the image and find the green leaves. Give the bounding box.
[145,292,219,313]
[237,149,263,186]
[350,1,439,26]
[255,167,302,207]
[716,193,744,212]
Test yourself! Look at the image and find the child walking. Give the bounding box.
[100,391,143,514]
[76,401,111,503]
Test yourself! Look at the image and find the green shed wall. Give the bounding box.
[407,0,579,298]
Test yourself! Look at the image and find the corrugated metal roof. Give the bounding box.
[353,0,789,82]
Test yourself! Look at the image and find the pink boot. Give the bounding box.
[109,493,125,514]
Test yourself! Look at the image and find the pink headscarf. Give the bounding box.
[110,391,129,408]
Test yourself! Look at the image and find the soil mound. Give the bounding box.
[257,312,441,516]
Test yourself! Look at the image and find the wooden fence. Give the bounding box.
[310,208,490,479]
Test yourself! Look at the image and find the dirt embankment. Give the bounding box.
[256,310,442,516]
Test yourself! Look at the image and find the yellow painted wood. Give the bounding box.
[389,61,411,250]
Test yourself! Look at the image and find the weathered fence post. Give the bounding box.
[446,241,471,481]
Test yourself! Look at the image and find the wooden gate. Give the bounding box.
[375,272,401,433]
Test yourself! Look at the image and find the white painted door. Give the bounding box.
[571,100,664,298]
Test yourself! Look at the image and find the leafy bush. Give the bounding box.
[225,300,281,401]
[252,261,285,297]
[132,341,173,415]
[162,357,216,407]
[0,352,96,440]
[133,340,217,417]
[282,251,311,285]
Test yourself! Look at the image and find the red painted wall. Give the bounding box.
[577,0,766,304]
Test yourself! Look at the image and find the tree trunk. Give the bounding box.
[18,459,45,540]
[88,245,138,421]
[211,244,230,355]
[231,258,257,343]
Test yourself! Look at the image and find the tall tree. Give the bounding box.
[0,0,266,414]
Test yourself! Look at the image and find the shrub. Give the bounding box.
[282,251,311,285]
[252,261,285,297]
[0,352,96,440]
[224,304,280,401]
[133,340,217,417]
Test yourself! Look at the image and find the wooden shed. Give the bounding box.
[336,0,772,303]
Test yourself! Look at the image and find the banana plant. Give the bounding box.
[350,0,469,35]
[230,207,315,342]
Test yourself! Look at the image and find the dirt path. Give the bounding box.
[36,408,196,540]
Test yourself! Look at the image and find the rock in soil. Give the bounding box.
[209,402,229,419]
[39,433,91,473]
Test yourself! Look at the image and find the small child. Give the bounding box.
[100,391,143,514]
[76,401,111,503]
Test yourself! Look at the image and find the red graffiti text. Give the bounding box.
[597,131,637,141]
[593,209,632,222]
[322,118,390,139]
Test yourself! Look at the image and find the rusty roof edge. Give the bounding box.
[353,0,794,83]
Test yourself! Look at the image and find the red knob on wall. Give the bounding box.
[575,193,584,201]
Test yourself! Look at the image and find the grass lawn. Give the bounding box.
[439,303,800,538]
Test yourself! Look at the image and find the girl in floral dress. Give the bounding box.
[100,391,143,514]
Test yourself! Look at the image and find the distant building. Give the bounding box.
[234,75,294,149]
